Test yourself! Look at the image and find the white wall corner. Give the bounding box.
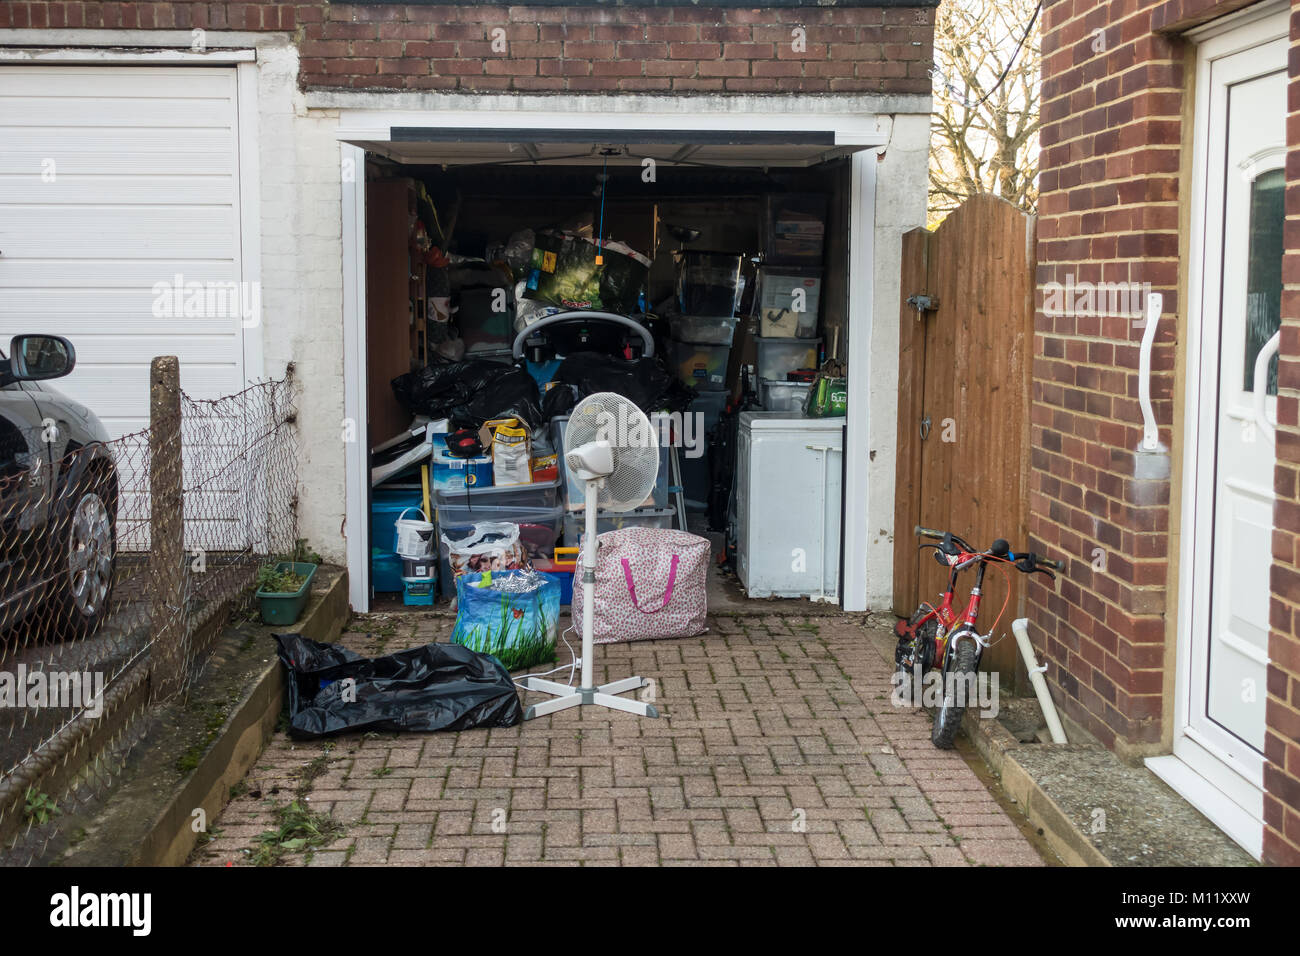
[865,111,931,610]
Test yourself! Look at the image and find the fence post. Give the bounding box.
[149,356,185,701]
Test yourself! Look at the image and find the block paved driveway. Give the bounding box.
[193,613,1045,866]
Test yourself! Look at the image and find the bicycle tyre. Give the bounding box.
[931,637,978,748]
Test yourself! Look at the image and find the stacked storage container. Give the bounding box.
[433,478,563,597]
[757,193,827,412]
[552,412,677,545]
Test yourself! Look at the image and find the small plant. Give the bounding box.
[289,538,323,565]
[24,787,60,825]
[257,563,306,594]
[250,800,343,867]
[372,767,393,778]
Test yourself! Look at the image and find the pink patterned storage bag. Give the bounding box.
[571,527,710,643]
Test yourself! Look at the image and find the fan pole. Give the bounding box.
[519,476,660,721]
[580,478,598,692]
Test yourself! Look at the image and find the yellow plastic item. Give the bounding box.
[420,463,432,521]
[554,546,580,571]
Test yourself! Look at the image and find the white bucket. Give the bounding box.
[395,507,435,558]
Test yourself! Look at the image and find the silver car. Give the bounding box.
[0,335,118,638]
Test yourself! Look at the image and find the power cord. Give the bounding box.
[513,623,579,689]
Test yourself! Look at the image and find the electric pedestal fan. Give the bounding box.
[520,392,662,720]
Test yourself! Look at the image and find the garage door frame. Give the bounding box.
[339,103,883,614]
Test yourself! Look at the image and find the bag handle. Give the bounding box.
[620,555,679,614]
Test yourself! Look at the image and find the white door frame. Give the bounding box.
[337,99,885,612]
[1147,0,1289,861]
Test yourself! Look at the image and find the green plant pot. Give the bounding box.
[256,561,318,627]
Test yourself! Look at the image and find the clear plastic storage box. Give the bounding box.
[755,337,820,382]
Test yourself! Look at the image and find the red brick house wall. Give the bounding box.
[1264,0,1300,869]
[0,2,935,95]
[1035,0,1300,863]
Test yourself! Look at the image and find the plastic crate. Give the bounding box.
[435,504,565,598]
[756,268,821,338]
[433,475,561,513]
[563,507,676,546]
[764,193,828,265]
[755,337,820,383]
[759,378,813,413]
[668,314,739,345]
[372,550,404,593]
[668,340,731,390]
[674,250,742,315]
[371,487,424,555]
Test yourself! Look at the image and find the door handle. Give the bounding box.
[1252,328,1281,444]
[919,416,931,440]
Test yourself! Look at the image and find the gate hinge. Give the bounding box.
[907,294,939,315]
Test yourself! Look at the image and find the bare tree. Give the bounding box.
[929,0,1041,225]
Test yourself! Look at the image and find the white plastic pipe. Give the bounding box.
[1137,291,1163,451]
[1011,617,1067,744]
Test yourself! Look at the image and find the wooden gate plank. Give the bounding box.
[892,227,931,615]
[894,195,1035,685]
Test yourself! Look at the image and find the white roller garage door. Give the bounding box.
[0,64,250,437]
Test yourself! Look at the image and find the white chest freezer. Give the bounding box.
[735,412,844,601]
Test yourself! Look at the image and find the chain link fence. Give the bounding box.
[0,359,299,865]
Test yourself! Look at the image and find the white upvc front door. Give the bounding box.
[1150,2,1288,860]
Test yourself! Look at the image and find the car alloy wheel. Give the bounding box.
[67,491,113,617]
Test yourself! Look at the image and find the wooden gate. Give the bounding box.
[892,195,1036,681]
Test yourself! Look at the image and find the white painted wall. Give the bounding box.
[865,112,931,609]
[250,42,347,564]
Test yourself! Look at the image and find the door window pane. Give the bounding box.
[1244,167,1283,394]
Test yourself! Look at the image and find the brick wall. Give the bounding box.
[3,1,936,95]
[1264,0,1300,871]
[1031,0,1194,754]
[1036,0,1300,862]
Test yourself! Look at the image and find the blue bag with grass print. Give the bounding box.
[452,569,559,671]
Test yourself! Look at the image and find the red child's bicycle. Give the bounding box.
[894,526,1062,748]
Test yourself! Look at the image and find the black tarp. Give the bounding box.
[274,634,523,737]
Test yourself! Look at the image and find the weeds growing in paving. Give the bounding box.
[251,800,344,866]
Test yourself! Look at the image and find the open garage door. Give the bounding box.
[340,111,883,612]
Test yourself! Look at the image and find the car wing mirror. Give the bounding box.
[9,335,76,382]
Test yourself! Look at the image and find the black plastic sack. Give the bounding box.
[448,366,544,432]
[273,634,523,737]
[391,359,516,419]
[552,351,695,415]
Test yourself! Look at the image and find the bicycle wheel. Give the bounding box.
[932,636,978,748]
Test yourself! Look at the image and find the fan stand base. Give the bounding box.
[520,675,660,720]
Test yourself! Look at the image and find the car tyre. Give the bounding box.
[55,465,117,640]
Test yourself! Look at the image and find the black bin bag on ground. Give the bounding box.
[274,634,523,737]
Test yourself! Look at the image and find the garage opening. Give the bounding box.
[353,131,861,615]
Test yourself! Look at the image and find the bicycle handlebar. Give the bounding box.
[913,526,1062,575]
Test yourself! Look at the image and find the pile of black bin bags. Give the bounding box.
[274,633,523,738]
[391,351,695,429]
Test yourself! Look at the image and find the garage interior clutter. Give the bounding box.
[364,153,851,631]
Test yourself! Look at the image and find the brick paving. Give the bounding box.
[192,613,1045,867]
